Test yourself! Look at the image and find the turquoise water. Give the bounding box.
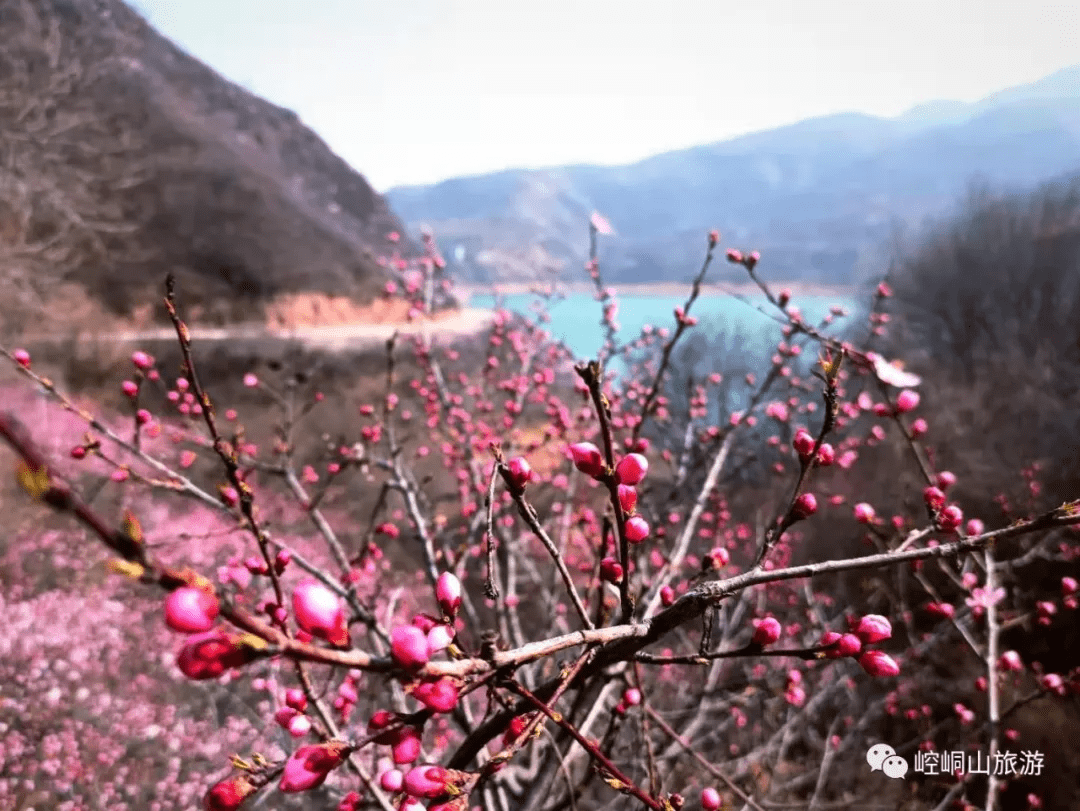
[469,290,862,368]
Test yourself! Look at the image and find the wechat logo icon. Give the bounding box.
[867,743,908,779]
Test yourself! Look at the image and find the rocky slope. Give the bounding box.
[0,0,409,337]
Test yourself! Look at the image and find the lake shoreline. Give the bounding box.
[454,280,859,303]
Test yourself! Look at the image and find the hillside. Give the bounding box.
[386,64,1080,287]
[0,0,409,338]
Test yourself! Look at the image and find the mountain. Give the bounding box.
[0,0,408,336]
[386,65,1080,288]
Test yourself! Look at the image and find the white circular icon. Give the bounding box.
[882,754,909,779]
[866,743,895,771]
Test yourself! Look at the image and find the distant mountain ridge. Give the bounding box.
[0,0,408,335]
[386,64,1080,288]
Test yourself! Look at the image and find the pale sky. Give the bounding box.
[134,1,1080,191]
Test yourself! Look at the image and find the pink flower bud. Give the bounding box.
[1040,673,1066,695]
[204,774,256,810]
[792,492,817,519]
[404,765,449,799]
[855,614,892,644]
[285,688,307,712]
[70,445,87,460]
[600,556,624,583]
[380,768,404,792]
[12,348,31,368]
[274,548,292,573]
[910,417,928,437]
[708,229,720,248]
[426,624,455,655]
[702,787,722,811]
[165,586,220,634]
[923,486,946,511]
[617,484,637,513]
[858,650,900,677]
[243,373,259,388]
[288,714,312,737]
[965,518,985,536]
[659,585,675,606]
[1062,577,1079,596]
[615,453,649,485]
[938,504,963,533]
[998,650,1023,672]
[392,728,422,764]
[568,442,604,478]
[293,579,350,646]
[131,350,153,370]
[837,633,863,657]
[925,601,956,618]
[820,630,843,658]
[279,742,348,793]
[935,470,957,490]
[623,687,642,706]
[792,430,815,459]
[506,456,533,489]
[436,572,462,617]
[895,390,920,413]
[392,625,430,670]
[412,677,459,713]
[853,502,876,523]
[121,380,139,398]
[176,631,254,680]
[624,515,650,543]
[751,617,781,646]
[816,442,835,465]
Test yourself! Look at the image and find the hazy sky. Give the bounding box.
[135,1,1079,191]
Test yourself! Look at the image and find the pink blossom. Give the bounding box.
[403,764,449,799]
[436,571,462,617]
[204,775,256,810]
[506,456,533,490]
[868,353,921,387]
[615,453,649,485]
[853,503,876,524]
[751,617,781,646]
[426,624,455,655]
[702,787,722,811]
[792,429,815,459]
[391,625,430,670]
[176,631,254,680]
[12,348,31,368]
[858,650,900,677]
[855,614,892,644]
[279,741,348,792]
[164,586,219,634]
[998,650,1023,672]
[617,484,638,513]
[923,486,946,511]
[600,556,624,583]
[568,442,605,478]
[243,373,259,388]
[792,492,817,519]
[624,515,650,543]
[131,350,153,370]
[380,768,404,792]
[965,586,1006,618]
[589,210,615,235]
[293,579,349,646]
[895,390,920,413]
[412,677,460,713]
